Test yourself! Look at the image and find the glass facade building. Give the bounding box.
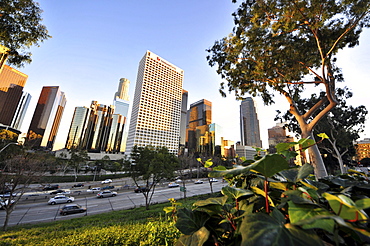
[240,97,262,148]
[28,86,67,150]
[126,50,184,155]
[10,91,31,130]
[186,99,212,154]
[65,101,125,153]
[0,65,28,127]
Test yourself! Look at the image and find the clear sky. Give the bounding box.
[18,0,370,151]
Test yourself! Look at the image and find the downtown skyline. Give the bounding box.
[12,1,370,151]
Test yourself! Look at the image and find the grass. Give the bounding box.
[0,193,219,245]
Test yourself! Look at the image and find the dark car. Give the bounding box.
[59,204,86,215]
[102,185,114,190]
[134,187,149,193]
[49,189,65,195]
[43,184,59,191]
[72,183,84,188]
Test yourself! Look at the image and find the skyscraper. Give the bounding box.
[0,65,28,127]
[186,99,212,154]
[126,50,184,155]
[28,86,66,150]
[179,90,188,147]
[114,78,130,101]
[0,45,9,71]
[10,91,31,130]
[65,101,125,153]
[240,97,262,147]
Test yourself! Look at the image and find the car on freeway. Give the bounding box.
[0,199,15,209]
[0,192,17,198]
[48,195,74,205]
[102,185,114,190]
[101,179,113,184]
[59,204,86,216]
[87,187,101,193]
[72,183,84,188]
[134,187,150,193]
[96,190,117,198]
[194,180,204,184]
[210,178,219,183]
[168,182,180,188]
[42,184,59,191]
[49,189,66,195]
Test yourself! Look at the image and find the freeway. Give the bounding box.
[0,179,226,227]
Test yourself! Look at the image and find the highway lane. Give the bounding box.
[0,180,226,227]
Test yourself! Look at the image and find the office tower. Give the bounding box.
[10,91,31,130]
[28,86,66,150]
[65,106,90,149]
[114,78,130,101]
[268,123,294,153]
[179,90,188,148]
[186,99,212,154]
[65,101,125,153]
[355,138,370,161]
[126,50,184,155]
[240,97,262,147]
[0,65,28,127]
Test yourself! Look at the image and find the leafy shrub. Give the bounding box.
[172,138,370,245]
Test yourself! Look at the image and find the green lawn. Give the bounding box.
[0,194,217,245]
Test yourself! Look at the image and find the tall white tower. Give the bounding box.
[126,50,184,155]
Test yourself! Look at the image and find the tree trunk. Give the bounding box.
[3,211,10,231]
[306,132,328,179]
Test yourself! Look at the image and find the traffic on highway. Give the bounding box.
[0,178,225,227]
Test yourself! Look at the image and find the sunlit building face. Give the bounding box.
[126,51,184,155]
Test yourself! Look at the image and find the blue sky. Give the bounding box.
[18,1,370,150]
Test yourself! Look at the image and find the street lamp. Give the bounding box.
[0,142,19,153]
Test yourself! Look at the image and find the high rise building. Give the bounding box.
[240,97,262,147]
[179,90,188,148]
[28,86,66,150]
[10,91,31,130]
[0,65,28,127]
[355,138,370,162]
[65,101,125,153]
[268,123,294,153]
[126,50,184,155]
[114,78,130,101]
[186,99,212,154]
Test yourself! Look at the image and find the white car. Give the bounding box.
[194,180,203,184]
[96,190,117,198]
[210,178,219,183]
[87,187,101,193]
[0,199,15,209]
[101,179,113,184]
[168,182,180,188]
[48,195,74,205]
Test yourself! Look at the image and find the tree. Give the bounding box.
[0,153,48,231]
[206,0,370,178]
[123,145,179,210]
[68,148,90,182]
[0,0,51,67]
[276,87,368,174]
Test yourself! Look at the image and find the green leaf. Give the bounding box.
[204,159,213,168]
[238,213,324,246]
[322,193,368,221]
[193,196,228,208]
[355,198,370,210]
[296,164,314,181]
[252,154,290,177]
[317,133,329,139]
[175,227,210,246]
[288,201,335,233]
[221,186,254,200]
[276,142,297,152]
[301,179,329,191]
[297,138,315,149]
[213,165,227,171]
[270,208,286,224]
[175,208,210,235]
